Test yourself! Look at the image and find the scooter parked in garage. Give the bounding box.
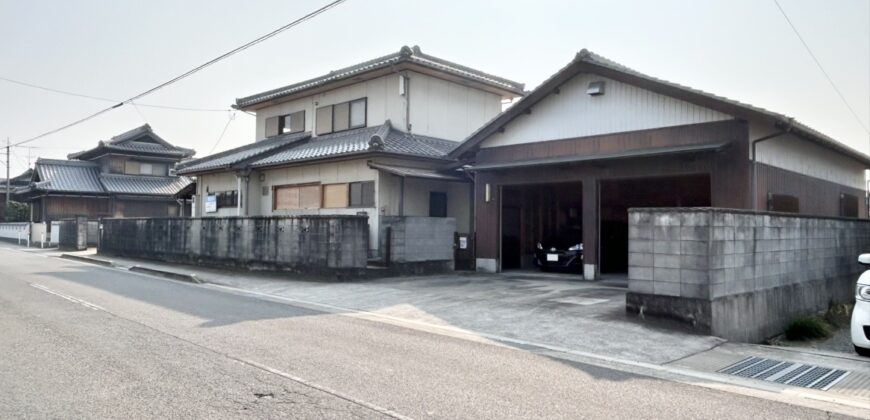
[853,254,870,357]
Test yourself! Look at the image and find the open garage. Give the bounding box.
[500,182,583,271]
[599,174,711,273]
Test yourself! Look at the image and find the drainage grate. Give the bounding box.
[718,357,850,391]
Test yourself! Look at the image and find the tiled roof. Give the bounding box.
[235,46,525,109]
[101,174,192,196]
[250,121,458,167]
[452,49,870,166]
[175,131,310,174]
[0,169,33,188]
[33,159,105,193]
[68,124,195,160]
[15,158,191,197]
[368,163,467,182]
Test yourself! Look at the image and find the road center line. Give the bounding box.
[30,283,105,311]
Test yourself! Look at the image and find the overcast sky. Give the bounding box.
[1,0,868,177]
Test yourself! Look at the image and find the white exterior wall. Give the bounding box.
[375,165,471,232]
[407,72,503,141]
[197,172,240,217]
[482,73,732,148]
[750,121,866,190]
[254,72,503,142]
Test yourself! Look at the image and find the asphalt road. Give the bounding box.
[0,246,857,419]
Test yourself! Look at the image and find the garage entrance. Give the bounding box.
[600,174,711,273]
[500,182,583,270]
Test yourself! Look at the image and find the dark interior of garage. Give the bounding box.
[501,182,583,270]
[600,174,711,273]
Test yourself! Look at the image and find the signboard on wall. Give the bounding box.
[205,194,217,213]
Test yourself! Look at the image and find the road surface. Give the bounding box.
[0,246,855,419]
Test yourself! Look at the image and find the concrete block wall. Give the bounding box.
[99,215,369,275]
[379,216,455,265]
[627,208,870,342]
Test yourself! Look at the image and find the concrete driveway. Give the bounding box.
[174,266,725,364]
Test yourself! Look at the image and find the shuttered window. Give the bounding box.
[316,106,333,135]
[265,116,280,137]
[322,183,349,208]
[333,102,350,132]
[315,98,366,135]
[124,161,140,175]
[349,181,375,207]
[273,184,322,210]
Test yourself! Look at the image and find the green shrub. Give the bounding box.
[784,316,832,341]
[2,201,28,222]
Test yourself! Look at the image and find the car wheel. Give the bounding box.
[856,346,870,357]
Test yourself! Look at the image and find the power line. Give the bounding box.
[9,0,347,149]
[208,112,237,155]
[773,0,870,135]
[0,76,230,112]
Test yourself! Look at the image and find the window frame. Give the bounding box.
[315,97,367,135]
[279,110,306,135]
[348,181,375,208]
[840,193,859,218]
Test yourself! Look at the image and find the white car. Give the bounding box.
[853,254,870,357]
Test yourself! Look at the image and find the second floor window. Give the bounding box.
[316,98,367,135]
[124,161,168,176]
[265,110,305,137]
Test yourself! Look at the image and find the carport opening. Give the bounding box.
[600,174,711,274]
[501,182,583,270]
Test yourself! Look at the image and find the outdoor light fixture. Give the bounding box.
[485,183,492,203]
[259,173,266,182]
[587,81,605,96]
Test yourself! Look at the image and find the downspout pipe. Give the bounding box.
[751,118,794,211]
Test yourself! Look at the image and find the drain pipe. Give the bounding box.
[751,118,794,210]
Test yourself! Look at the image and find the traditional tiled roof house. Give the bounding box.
[14,124,195,221]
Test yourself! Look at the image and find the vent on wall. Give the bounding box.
[587,81,605,96]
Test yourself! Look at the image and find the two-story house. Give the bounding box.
[176,46,524,257]
[14,124,195,221]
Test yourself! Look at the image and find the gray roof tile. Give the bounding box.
[176,132,309,174]
[250,122,458,167]
[34,159,105,193]
[101,174,192,195]
[236,46,524,109]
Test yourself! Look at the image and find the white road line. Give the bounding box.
[30,283,105,311]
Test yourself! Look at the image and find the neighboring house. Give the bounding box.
[451,49,870,277]
[0,168,33,215]
[176,46,524,258]
[14,124,195,222]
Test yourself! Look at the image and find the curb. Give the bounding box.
[60,254,114,267]
[129,265,202,284]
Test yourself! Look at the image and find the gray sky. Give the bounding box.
[1,0,868,177]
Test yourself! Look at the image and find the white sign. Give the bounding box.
[205,194,217,213]
[459,236,468,249]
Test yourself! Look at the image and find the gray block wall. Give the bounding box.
[379,216,455,266]
[627,208,870,342]
[99,215,369,275]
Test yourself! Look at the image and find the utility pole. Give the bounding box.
[5,137,10,210]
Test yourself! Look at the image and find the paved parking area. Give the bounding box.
[156,264,725,364]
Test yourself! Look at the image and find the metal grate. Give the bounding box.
[718,357,850,391]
